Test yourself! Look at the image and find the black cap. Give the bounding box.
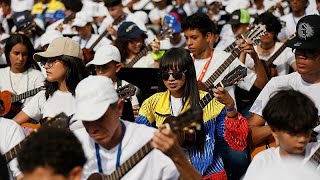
[286,15,320,50]
[117,21,145,39]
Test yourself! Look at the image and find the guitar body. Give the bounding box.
[260,60,278,79]
[82,48,94,64]
[250,135,276,159]
[0,90,12,116]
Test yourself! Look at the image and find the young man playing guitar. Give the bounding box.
[249,15,320,156]
[71,76,179,180]
[182,12,268,179]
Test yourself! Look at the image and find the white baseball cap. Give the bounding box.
[71,76,119,122]
[40,30,63,47]
[86,45,121,66]
[206,0,220,5]
[72,12,93,27]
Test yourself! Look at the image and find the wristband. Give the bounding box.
[226,106,236,112]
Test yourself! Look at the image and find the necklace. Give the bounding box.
[9,68,29,95]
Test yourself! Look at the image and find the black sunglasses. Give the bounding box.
[161,70,187,80]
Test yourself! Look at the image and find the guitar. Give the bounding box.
[250,135,276,159]
[20,84,136,130]
[87,66,247,180]
[259,43,287,78]
[124,25,174,68]
[82,14,127,64]
[0,86,45,116]
[2,112,71,164]
[87,107,203,180]
[201,24,266,90]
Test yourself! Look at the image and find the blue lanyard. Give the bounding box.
[95,121,126,173]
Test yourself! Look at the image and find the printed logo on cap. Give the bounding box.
[298,22,314,40]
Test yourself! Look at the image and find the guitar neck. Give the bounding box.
[101,141,153,180]
[204,48,242,88]
[3,138,27,163]
[224,41,237,53]
[265,44,287,66]
[125,45,152,68]
[88,30,109,52]
[197,82,225,109]
[11,87,43,103]
[309,146,320,166]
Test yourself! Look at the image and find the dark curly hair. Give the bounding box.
[181,12,217,36]
[263,89,319,135]
[253,12,282,40]
[44,55,88,99]
[17,127,86,177]
[4,34,40,71]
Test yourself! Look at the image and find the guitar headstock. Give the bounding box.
[242,24,266,44]
[117,84,136,100]
[221,65,247,87]
[41,112,71,129]
[157,25,174,41]
[113,13,127,26]
[165,108,203,133]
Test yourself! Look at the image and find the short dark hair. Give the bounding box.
[17,127,86,177]
[45,55,88,99]
[253,12,282,39]
[4,34,40,71]
[262,89,319,134]
[61,0,83,12]
[181,12,217,36]
[104,0,122,8]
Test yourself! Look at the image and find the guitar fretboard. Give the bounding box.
[309,146,320,166]
[265,44,287,66]
[100,141,153,180]
[125,45,152,68]
[3,138,27,163]
[11,87,43,103]
[204,48,242,88]
[224,41,237,53]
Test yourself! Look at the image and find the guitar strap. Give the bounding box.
[95,121,126,173]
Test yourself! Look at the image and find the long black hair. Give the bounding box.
[45,55,88,99]
[159,48,205,151]
[4,34,40,71]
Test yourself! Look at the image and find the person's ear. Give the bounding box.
[117,99,124,117]
[271,130,280,146]
[205,32,213,43]
[115,63,123,73]
[68,166,83,180]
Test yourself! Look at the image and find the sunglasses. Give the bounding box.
[161,70,187,80]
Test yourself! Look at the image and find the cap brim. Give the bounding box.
[71,100,110,122]
[33,51,63,61]
[286,36,320,50]
[86,58,113,67]
[227,19,240,25]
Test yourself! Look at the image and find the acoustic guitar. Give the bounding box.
[124,25,174,68]
[199,24,266,91]
[82,14,127,64]
[250,135,276,159]
[0,86,45,117]
[87,66,247,180]
[2,112,71,164]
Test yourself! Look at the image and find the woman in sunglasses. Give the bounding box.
[13,37,88,129]
[135,48,248,179]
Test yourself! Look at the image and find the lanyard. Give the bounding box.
[95,121,126,173]
[80,35,92,48]
[193,50,214,82]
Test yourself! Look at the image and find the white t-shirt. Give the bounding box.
[278,13,304,41]
[160,34,186,50]
[0,117,25,179]
[72,34,111,52]
[246,42,295,76]
[249,72,320,133]
[23,90,76,121]
[243,142,320,179]
[73,120,180,180]
[215,24,236,51]
[193,49,257,103]
[0,67,45,106]
[148,5,173,22]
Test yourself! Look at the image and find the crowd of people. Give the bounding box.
[0,0,320,179]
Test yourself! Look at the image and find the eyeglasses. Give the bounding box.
[294,49,320,59]
[161,70,187,80]
[41,58,59,68]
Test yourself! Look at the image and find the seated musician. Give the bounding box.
[135,48,248,180]
[244,89,320,179]
[71,76,179,180]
